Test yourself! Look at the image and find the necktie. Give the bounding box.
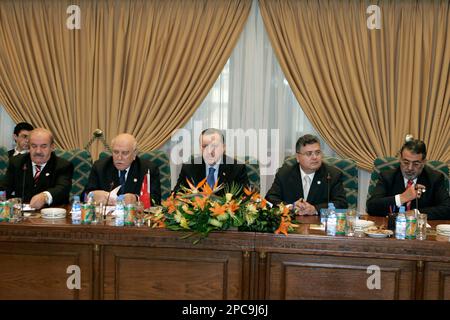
[34,165,41,185]
[406,179,414,211]
[207,167,216,188]
[303,175,311,200]
[119,170,127,194]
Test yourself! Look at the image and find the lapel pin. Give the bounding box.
[133,178,137,183]
[45,173,50,177]
[317,181,321,185]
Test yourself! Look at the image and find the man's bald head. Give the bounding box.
[111,133,138,171]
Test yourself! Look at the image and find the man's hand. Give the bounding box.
[30,193,47,210]
[91,190,110,204]
[400,183,426,204]
[294,199,317,216]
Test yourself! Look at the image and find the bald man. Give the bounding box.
[83,133,161,205]
[0,128,74,209]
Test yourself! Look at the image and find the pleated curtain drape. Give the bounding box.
[0,0,251,158]
[260,0,450,170]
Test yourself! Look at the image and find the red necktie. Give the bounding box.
[34,165,41,185]
[406,179,413,211]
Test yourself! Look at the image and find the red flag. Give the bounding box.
[140,173,151,209]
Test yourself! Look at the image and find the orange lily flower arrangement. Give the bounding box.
[146,179,298,243]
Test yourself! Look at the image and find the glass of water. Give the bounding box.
[345,209,356,236]
[417,213,427,240]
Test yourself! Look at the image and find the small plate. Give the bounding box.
[41,208,66,219]
[21,204,36,212]
[365,230,393,238]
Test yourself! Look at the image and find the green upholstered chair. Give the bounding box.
[367,156,449,198]
[284,155,358,209]
[99,150,171,201]
[0,147,8,181]
[54,149,92,200]
[237,156,260,191]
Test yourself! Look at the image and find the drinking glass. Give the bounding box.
[9,198,22,223]
[345,209,356,236]
[417,213,427,240]
[135,201,145,227]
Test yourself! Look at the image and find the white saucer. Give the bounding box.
[22,204,36,211]
[41,208,67,219]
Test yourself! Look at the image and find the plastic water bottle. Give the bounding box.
[71,195,81,225]
[326,203,337,236]
[115,195,125,227]
[320,208,328,232]
[0,191,6,202]
[395,206,407,240]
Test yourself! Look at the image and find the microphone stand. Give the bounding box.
[326,173,331,206]
[21,163,27,220]
[103,181,115,222]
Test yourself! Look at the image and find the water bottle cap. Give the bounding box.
[399,206,405,212]
[118,195,124,201]
[328,202,335,209]
[73,195,80,201]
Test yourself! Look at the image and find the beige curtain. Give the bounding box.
[0,0,251,158]
[260,0,450,170]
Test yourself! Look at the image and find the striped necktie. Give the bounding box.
[34,165,41,185]
[406,179,414,211]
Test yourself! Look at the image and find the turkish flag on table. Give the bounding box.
[140,171,151,209]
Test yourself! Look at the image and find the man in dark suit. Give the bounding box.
[173,128,249,196]
[84,133,161,205]
[0,128,73,209]
[8,122,34,158]
[366,139,450,220]
[266,134,347,215]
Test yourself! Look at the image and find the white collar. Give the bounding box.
[299,166,315,181]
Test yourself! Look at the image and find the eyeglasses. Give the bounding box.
[400,159,424,168]
[296,150,322,157]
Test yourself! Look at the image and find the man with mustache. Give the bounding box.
[84,133,161,205]
[367,139,450,219]
[266,134,347,215]
[0,128,73,209]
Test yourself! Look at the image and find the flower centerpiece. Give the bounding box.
[145,178,298,243]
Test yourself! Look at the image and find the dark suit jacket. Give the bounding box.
[84,156,161,205]
[0,152,73,205]
[7,149,14,158]
[366,166,450,220]
[173,155,249,196]
[265,162,348,211]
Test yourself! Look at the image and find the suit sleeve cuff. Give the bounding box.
[395,194,402,207]
[43,191,53,205]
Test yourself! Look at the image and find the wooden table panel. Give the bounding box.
[0,242,93,300]
[266,253,415,300]
[102,246,245,300]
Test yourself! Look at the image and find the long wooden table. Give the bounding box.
[0,213,449,300]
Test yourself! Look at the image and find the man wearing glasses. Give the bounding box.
[266,134,347,215]
[367,139,450,220]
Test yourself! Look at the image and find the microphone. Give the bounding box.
[93,129,103,138]
[21,163,27,217]
[103,181,115,220]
